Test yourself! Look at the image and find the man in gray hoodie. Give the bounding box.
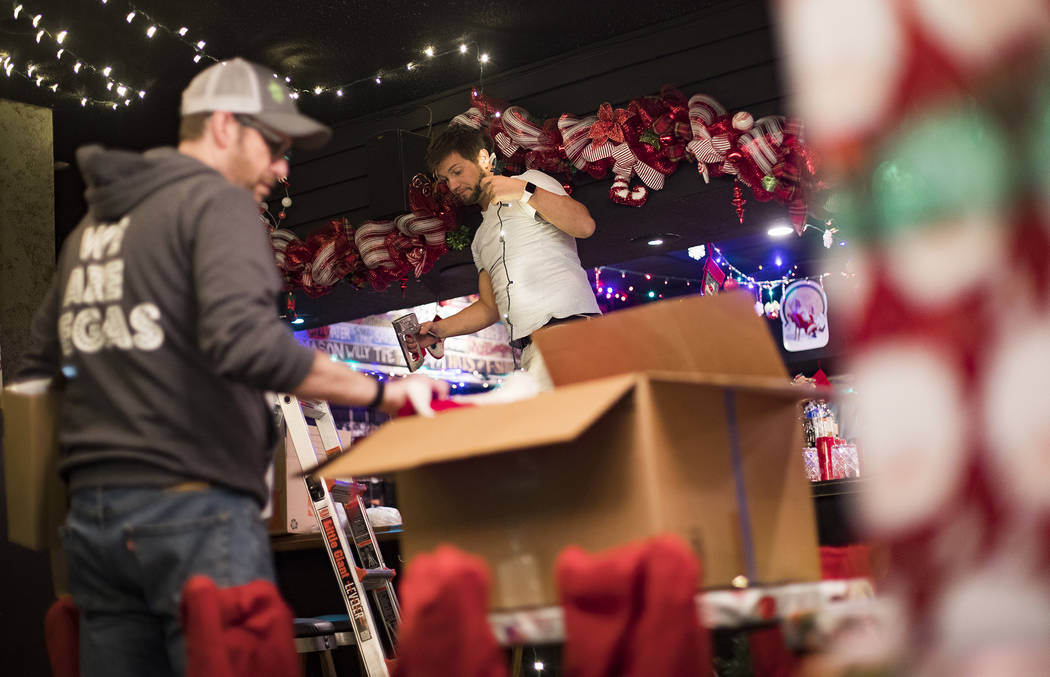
[16,58,447,677]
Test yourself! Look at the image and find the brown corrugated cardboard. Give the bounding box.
[532,290,789,387]
[268,427,325,534]
[2,379,66,551]
[319,293,820,609]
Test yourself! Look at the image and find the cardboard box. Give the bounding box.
[319,292,821,609]
[2,379,66,551]
[268,425,328,534]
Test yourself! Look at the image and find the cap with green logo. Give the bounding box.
[180,57,332,150]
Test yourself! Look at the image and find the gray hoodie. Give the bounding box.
[17,146,315,505]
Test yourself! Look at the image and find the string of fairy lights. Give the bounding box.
[3,0,490,109]
[591,244,836,307]
[5,2,148,109]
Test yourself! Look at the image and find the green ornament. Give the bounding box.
[762,175,777,192]
[639,129,661,150]
[872,106,1011,236]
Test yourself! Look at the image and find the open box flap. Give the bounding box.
[317,373,639,478]
[315,370,806,480]
[533,291,789,387]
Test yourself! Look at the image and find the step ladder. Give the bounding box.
[274,393,402,677]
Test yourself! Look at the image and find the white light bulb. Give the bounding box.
[116,85,126,96]
[336,89,343,97]
[13,5,22,19]
[106,81,113,90]
[196,40,205,50]
[178,27,188,36]
[138,90,145,98]
[102,66,111,76]
[459,43,467,53]
[375,76,381,84]
[56,30,67,43]
[193,54,201,63]
[124,99,130,106]
[5,64,12,77]
[313,86,322,94]
[112,103,117,110]
[146,26,156,38]
[32,14,40,27]
[284,76,290,83]
[35,29,43,43]
[125,11,135,23]
[49,83,57,91]
[494,111,501,118]
[81,97,87,106]
[424,46,434,57]
[56,49,64,59]
[74,61,81,73]
[480,53,489,63]
[406,62,413,70]
[35,76,41,86]
[27,64,35,75]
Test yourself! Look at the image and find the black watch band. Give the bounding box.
[366,376,385,410]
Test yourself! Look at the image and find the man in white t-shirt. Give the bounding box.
[408,124,600,389]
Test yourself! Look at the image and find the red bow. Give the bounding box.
[588,102,629,148]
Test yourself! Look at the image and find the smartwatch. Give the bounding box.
[520,181,537,204]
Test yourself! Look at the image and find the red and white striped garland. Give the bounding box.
[273,87,817,297]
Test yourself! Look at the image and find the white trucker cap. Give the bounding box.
[180,57,332,150]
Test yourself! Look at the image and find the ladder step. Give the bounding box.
[356,566,397,590]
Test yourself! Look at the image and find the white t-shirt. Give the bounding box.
[471,169,601,342]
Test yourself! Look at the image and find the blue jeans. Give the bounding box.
[59,485,276,677]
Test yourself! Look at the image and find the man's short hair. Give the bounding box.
[425,124,488,174]
[178,112,212,142]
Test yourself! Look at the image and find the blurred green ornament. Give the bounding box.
[762,175,777,192]
[872,106,1011,236]
[1028,56,1050,197]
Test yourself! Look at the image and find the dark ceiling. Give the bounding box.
[2,0,721,160]
[2,0,837,361]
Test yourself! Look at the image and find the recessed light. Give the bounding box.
[630,232,680,245]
